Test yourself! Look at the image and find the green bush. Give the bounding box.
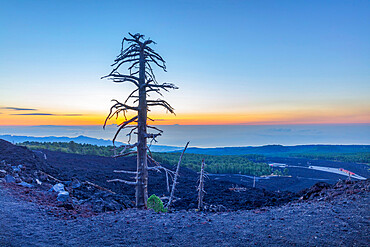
[147,194,167,213]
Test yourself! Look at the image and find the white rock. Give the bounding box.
[57,191,69,202]
[51,183,65,193]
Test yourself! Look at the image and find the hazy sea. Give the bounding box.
[0,124,369,148]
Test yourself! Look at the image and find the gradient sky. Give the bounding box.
[1,0,369,126]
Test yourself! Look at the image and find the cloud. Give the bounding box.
[11,113,84,116]
[0,107,38,111]
[11,113,53,116]
[56,114,83,117]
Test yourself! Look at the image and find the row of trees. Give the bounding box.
[153,153,271,176]
[290,153,370,164]
[19,141,116,157]
[19,141,271,176]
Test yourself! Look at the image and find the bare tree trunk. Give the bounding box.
[103,33,178,209]
[167,141,189,209]
[198,159,205,211]
[136,49,148,209]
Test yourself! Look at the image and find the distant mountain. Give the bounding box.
[0,134,181,152]
[1,135,369,156]
[180,145,370,156]
[0,134,123,146]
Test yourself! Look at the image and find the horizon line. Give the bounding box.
[0,123,369,127]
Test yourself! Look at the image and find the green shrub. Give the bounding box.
[147,194,167,213]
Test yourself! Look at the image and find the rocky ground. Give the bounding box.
[0,182,369,246]
[1,139,369,246]
[0,139,297,212]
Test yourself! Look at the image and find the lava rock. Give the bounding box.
[18,181,34,188]
[57,191,70,202]
[5,174,16,183]
[12,166,21,173]
[0,169,6,178]
[71,178,81,189]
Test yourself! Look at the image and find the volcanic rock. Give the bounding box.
[5,174,16,183]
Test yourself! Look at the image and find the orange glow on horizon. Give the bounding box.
[0,110,369,126]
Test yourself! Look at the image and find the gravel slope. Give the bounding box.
[1,185,369,247]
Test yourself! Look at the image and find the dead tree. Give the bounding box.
[198,159,206,211]
[166,141,189,209]
[102,33,178,209]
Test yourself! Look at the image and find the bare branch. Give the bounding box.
[126,126,138,144]
[147,125,163,133]
[109,73,139,81]
[112,53,140,67]
[117,142,138,155]
[113,150,137,158]
[198,159,206,211]
[84,181,116,194]
[147,55,166,71]
[107,179,137,185]
[145,132,162,139]
[146,82,178,91]
[112,116,138,145]
[167,142,189,209]
[113,170,137,174]
[147,99,175,114]
[124,88,139,104]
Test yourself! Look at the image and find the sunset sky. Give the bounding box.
[1,0,369,126]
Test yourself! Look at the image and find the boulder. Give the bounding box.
[18,181,34,188]
[18,165,26,171]
[51,183,65,193]
[12,166,21,173]
[5,174,16,183]
[57,191,70,202]
[71,178,81,189]
[0,169,6,178]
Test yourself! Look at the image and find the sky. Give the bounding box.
[0,0,369,126]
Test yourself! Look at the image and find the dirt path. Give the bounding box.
[0,185,369,247]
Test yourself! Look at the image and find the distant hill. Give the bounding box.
[179,145,370,156]
[0,134,122,146]
[1,135,369,156]
[0,134,181,152]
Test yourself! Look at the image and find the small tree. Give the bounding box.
[102,33,177,209]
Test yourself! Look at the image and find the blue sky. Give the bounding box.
[0,0,369,125]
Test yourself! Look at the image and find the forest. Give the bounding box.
[152,152,270,176]
[18,141,369,176]
[18,141,271,176]
[19,141,116,157]
[289,153,370,164]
